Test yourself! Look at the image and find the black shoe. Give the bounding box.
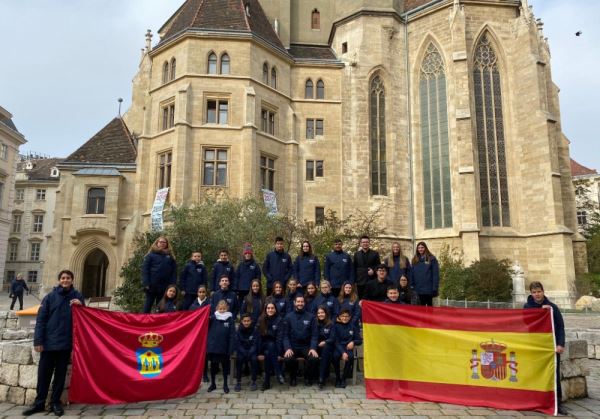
[335,379,342,388]
[289,377,297,387]
[23,405,45,416]
[277,374,285,384]
[318,380,325,390]
[223,384,230,394]
[261,381,271,391]
[207,383,217,392]
[341,379,347,388]
[557,405,568,416]
[304,378,312,386]
[50,403,64,416]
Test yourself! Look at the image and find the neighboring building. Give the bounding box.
[4,157,62,290]
[571,158,600,235]
[44,0,584,305]
[0,106,27,289]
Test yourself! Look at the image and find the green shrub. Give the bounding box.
[438,244,470,300]
[575,273,600,298]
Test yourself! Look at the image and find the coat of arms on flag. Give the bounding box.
[470,340,518,382]
[136,332,164,378]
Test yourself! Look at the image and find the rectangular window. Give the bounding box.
[203,148,228,186]
[36,189,46,200]
[32,214,44,233]
[0,144,7,160]
[306,119,324,139]
[12,214,21,233]
[16,188,24,200]
[86,188,106,214]
[30,243,41,261]
[260,156,276,191]
[577,210,588,226]
[315,207,325,226]
[306,160,324,181]
[5,271,16,283]
[207,99,229,124]
[161,102,175,130]
[261,109,276,135]
[158,151,172,189]
[28,271,38,283]
[8,243,18,262]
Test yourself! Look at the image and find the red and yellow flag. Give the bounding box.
[362,302,556,415]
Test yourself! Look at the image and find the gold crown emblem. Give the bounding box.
[480,339,507,353]
[138,332,164,348]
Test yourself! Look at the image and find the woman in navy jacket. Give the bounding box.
[384,242,411,285]
[338,282,361,326]
[207,300,236,393]
[411,241,439,306]
[293,241,321,290]
[265,281,287,315]
[142,236,177,313]
[257,302,284,390]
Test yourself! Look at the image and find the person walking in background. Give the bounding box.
[353,236,380,299]
[23,270,84,416]
[263,237,293,295]
[179,251,207,310]
[384,242,411,285]
[293,241,321,291]
[324,239,354,297]
[142,236,177,314]
[9,273,29,311]
[411,241,439,306]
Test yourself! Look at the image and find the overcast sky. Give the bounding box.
[1,0,598,170]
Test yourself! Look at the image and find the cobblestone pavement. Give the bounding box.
[1,296,599,418]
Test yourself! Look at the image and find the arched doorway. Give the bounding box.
[82,249,109,298]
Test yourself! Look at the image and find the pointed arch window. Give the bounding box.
[270,67,277,88]
[420,44,452,229]
[311,9,320,30]
[162,61,169,84]
[262,62,269,84]
[220,53,230,74]
[169,58,176,80]
[305,79,313,99]
[316,79,325,99]
[370,75,387,196]
[208,52,218,74]
[473,34,510,227]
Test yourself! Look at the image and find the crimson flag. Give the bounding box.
[69,305,209,404]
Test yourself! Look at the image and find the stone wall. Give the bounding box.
[566,329,600,360]
[561,340,590,401]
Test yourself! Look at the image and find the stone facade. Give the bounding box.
[43,0,583,306]
[0,107,27,290]
[4,157,62,290]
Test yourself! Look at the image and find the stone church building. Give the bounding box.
[43,0,585,306]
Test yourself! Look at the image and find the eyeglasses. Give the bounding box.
[157,240,167,244]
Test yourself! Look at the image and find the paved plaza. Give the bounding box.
[1,295,598,418]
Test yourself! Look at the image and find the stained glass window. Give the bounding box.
[420,44,452,229]
[473,34,510,227]
[370,76,387,196]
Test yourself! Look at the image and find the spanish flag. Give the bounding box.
[362,302,556,415]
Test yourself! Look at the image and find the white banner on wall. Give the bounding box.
[262,189,278,216]
[151,187,170,231]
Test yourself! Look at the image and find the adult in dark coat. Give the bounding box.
[383,242,412,284]
[524,281,567,415]
[411,241,439,306]
[324,239,354,297]
[263,237,293,295]
[23,270,84,417]
[9,273,29,311]
[353,235,380,299]
[142,236,177,313]
[293,241,321,289]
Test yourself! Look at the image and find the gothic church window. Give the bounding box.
[420,43,452,229]
[305,79,313,99]
[311,9,320,30]
[208,53,218,74]
[263,63,269,84]
[220,53,230,75]
[473,34,510,227]
[162,61,169,84]
[271,67,277,89]
[369,75,387,196]
[170,58,176,80]
[316,79,325,99]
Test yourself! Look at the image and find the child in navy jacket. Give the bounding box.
[157,284,179,313]
[266,281,287,315]
[316,306,334,389]
[240,279,264,325]
[338,282,361,326]
[285,278,302,314]
[235,244,262,306]
[211,249,235,292]
[190,285,210,311]
[328,308,362,388]
[258,302,284,390]
[234,313,260,391]
[179,251,207,310]
[314,280,339,318]
[207,300,235,393]
[211,275,238,317]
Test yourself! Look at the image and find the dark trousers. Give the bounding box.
[236,350,258,382]
[181,293,197,311]
[333,351,354,380]
[284,348,319,380]
[34,350,71,406]
[209,353,230,384]
[10,294,24,310]
[557,353,563,404]
[260,340,282,385]
[318,344,333,382]
[418,294,433,306]
[143,290,163,313]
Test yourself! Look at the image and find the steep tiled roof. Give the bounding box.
[160,0,285,52]
[17,158,64,181]
[64,118,136,165]
[288,44,338,61]
[571,158,597,177]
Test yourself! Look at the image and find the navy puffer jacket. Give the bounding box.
[34,286,85,351]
